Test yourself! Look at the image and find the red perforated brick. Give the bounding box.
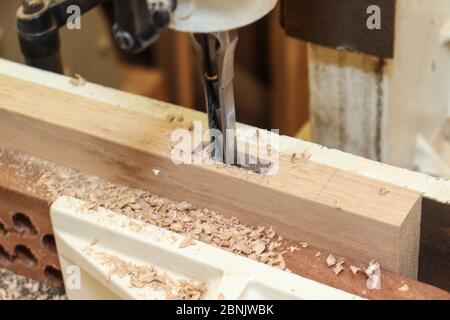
[0,186,62,287]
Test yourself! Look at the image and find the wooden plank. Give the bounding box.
[1,57,447,205]
[0,60,421,278]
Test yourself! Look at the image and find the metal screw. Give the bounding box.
[114,29,135,51]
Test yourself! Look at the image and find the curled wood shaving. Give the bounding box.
[367,274,381,290]
[350,265,362,276]
[89,238,100,246]
[365,260,380,276]
[333,264,344,276]
[365,260,381,290]
[378,186,390,196]
[398,283,409,292]
[69,74,86,87]
[315,252,322,257]
[288,246,299,253]
[86,201,97,210]
[300,150,311,160]
[179,234,195,249]
[152,169,160,176]
[291,153,297,162]
[334,200,342,210]
[326,254,337,267]
[336,257,346,266]
[253,241,266,255]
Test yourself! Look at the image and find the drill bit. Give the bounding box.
[192,31,238,164]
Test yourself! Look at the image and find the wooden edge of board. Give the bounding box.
[0,59,435,278]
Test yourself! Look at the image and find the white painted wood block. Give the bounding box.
[50,196,362,300]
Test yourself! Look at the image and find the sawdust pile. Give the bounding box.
[0,268,65,300]
[82,247,207,300]
[0,149,287,271]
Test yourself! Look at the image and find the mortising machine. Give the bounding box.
[16,0,278,165]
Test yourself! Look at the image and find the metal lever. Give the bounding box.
[192,31,238,164]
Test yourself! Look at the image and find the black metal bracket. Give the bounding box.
[16,0,177,73]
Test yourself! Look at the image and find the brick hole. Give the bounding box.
[0,220,6,236]
[0,245,13,266]
[44,266,63,287]
[12,212,37,237]
[42,234,57,253]
[14,245,38,267]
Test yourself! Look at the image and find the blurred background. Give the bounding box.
[0,0,310,138]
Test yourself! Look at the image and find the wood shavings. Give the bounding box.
[365,260,381,290]
[398,283,409,292]
[152,169,160,176]
[83,247,207,300]
[326,254,337,267]
[85,201,96,210]
[288,246,299,253]
[252,241,266,255]
[350,265,362,276]
[291,153,297,162]
[367,274,381,290]
[292,150,311,161]
[300,150,311,160]
[315,252,322,257]
[5,148,287,272]
[0,268,65,300]
[69,74,86,87]
[106,265,117,282]
[179,234,195,249]
[300,242,309,248]
[334,200,342,210]
[379,186,390,196]
[365,260,380,276]
[333,264,344,275]
[89,238,100,246]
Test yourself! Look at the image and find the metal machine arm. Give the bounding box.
[16,0,177,73]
